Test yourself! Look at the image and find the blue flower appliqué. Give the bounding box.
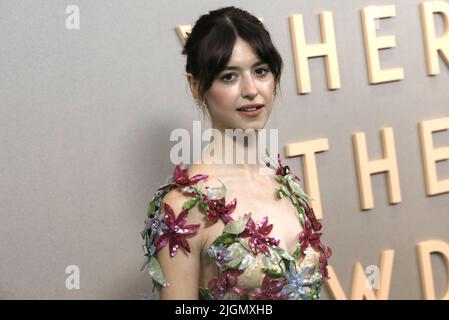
[207,244,232,268]
[280,262,312,300]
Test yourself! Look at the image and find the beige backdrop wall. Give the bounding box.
[0,0,448,299]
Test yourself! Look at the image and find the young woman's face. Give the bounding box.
[204,37,275,131]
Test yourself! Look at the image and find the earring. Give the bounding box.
[195,98,207,112]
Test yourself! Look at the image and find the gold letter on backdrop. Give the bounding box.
[352,128,402,210]
[417,240,449,300]
[350,250,395,300]
[175,25,191,46]
[418,117,449,196]
[285,138,329,219]
[325,250,395,300]
[361,5,405,84]
[324,266,347,300]
[420,1,449,75]
[289,12,341,94]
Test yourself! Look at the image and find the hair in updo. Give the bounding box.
[182,6,283,113]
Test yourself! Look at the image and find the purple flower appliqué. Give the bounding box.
[157,165,208,191]
[239,216,280,256]
[155,203,200,257]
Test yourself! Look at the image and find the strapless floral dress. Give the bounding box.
[141,154,332,300]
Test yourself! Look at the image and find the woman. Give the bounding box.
[141,6,331,300]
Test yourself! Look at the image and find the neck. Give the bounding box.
[200,126,267,174]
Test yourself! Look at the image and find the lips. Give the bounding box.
[236,104,264,112]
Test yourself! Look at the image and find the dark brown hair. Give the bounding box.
[182,6,283,104]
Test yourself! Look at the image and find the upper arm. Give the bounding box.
[156,189,205,300]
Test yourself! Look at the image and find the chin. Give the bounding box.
[237,122,266,131]
[250,117,269,129]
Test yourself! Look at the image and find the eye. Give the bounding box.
[255,67,270,77]
[220,73,237,82]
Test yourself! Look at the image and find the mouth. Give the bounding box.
[236,104,265,116]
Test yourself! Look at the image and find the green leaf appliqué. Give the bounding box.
[148,257,168,287]
[202,180,227,200]
[223,219,246,235]
[182,196,199,210]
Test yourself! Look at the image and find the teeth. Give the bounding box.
[239,107,259,111]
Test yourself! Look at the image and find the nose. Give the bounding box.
[241,74,258,99]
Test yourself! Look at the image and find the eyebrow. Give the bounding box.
[222,60,266,71]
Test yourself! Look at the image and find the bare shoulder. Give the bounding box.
[156,183,206,299]
[159,163,226,232]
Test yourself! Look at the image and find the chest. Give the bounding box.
[202,181,304,256]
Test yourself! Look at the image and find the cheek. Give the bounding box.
[260,82,275,102]
[255,74,274,95]
[208,85,239,109]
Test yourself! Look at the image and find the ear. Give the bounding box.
[186,73,200,99]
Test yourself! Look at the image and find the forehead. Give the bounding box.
[226,37,260,66]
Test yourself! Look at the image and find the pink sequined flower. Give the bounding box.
[319,246,332,279]
[298,221,323,255]
[265,153,302,181]
[265,153,290,176]
[298,221,332,279]
[208,269,245,299]
[206,197,236,224]
[275,153,289,176]
[158,165,208,191]
[303,203,322,231]
[248,273,287,300]
[155,203,200,257]
[239,216,280,255]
